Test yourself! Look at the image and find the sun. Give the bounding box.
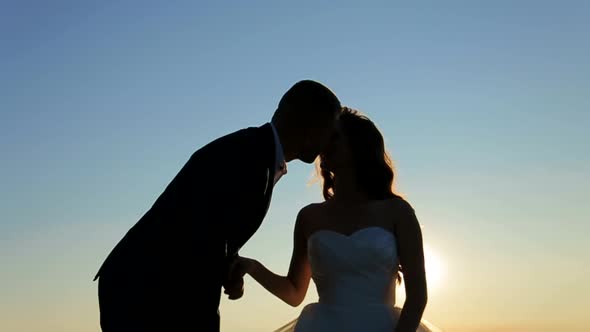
[423,246,444,290]
[394,245,445,302]
[394,246,445,304]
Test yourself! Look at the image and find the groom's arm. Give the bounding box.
[218,159,269,300]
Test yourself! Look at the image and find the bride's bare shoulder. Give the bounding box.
[294,202,328,236]
[383,196,417,218]
[296,202,326,221]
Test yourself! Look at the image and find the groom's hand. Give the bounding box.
[223,276,244,300]
[223,258,245,300]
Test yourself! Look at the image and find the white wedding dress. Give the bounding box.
[274,227,440,332]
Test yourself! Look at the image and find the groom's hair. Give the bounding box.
[272,80,341,124]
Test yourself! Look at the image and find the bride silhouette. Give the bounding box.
[231,107,442,331]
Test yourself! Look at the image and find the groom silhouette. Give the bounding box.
[93,80,341,332]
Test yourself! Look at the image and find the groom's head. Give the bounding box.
[272,80,341,164]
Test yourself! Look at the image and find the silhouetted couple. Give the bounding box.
[94,80,440,332]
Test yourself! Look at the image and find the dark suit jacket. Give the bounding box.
[94,123,276,303]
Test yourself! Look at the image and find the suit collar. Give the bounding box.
[257,123,276,196]
[269,122,287,184]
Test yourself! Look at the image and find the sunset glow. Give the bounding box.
[2,2,589,332]
[424,246,444,290]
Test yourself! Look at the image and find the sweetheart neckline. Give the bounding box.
[307,226,395,243]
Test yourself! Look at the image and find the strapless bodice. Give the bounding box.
[307,227,398,307]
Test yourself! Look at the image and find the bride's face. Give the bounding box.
[320,123,352,172]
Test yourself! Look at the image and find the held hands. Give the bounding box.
[223,256,256,300]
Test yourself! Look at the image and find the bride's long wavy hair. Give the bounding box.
[314,107,404,283]
[315,107,402,201]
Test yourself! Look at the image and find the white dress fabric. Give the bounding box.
[273,227,441,332]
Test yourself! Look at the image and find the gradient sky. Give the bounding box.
[1,1,589,331]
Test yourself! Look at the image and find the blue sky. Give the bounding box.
[1,1,589,331]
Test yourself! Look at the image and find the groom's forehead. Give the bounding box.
[325,119,341,135]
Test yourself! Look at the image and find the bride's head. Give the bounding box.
[316,107,399,200]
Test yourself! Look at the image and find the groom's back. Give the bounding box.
[94,125,265,281]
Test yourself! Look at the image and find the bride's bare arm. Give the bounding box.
[394,202,428,332]
[238,207,313,307]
